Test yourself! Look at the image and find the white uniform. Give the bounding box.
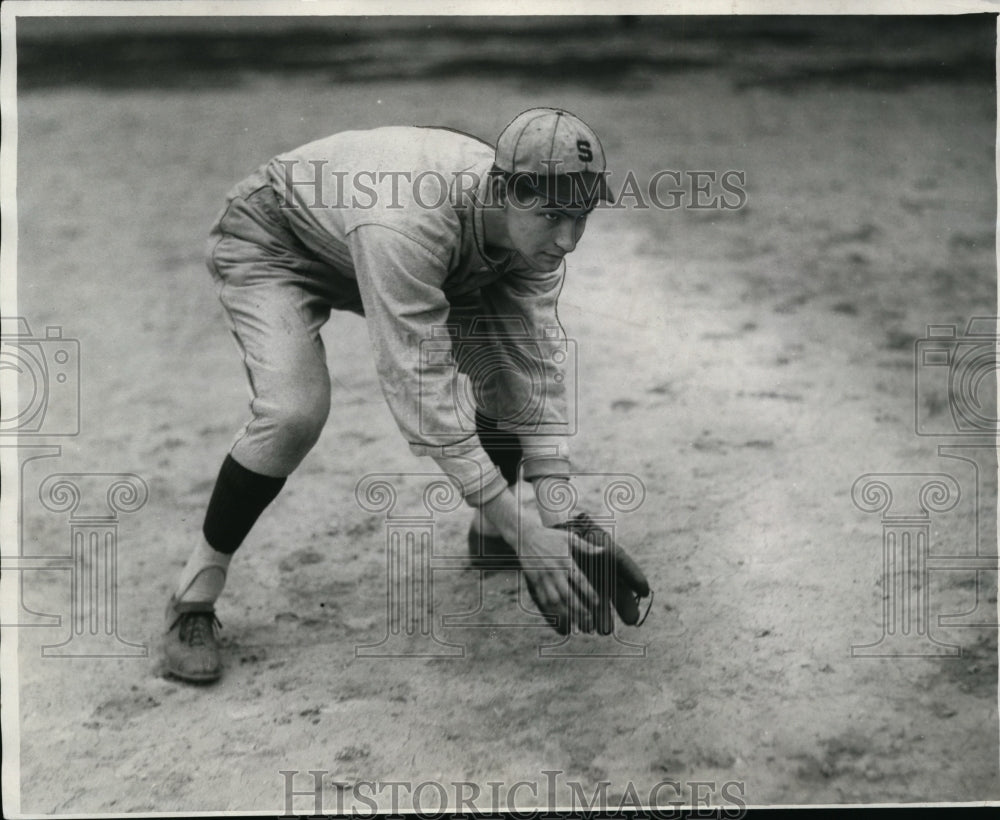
[206,126,573,503]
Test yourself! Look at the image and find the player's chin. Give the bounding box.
[534,252,565,272]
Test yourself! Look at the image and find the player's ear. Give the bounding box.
[494,177,507,208]
[488,168,508,209]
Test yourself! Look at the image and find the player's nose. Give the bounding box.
[553,222,578,253]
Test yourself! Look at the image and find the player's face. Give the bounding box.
[502,196,590,272]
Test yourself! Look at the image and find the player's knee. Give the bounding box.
[271,391,330,454]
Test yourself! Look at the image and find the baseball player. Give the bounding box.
[164,108,648,683]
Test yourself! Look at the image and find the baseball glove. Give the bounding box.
[522,512,651,635]
[559,512,652,633]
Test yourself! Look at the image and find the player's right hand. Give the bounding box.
[517,523,600,634]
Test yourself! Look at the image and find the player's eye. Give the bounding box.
[542,212,562,223]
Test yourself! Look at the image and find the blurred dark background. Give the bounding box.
[16,15,997,91]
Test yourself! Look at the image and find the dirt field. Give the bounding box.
[6,15,998,813]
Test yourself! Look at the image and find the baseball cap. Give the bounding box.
[494,108,612,208]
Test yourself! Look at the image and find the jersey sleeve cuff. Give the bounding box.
[423,444,510,507]
[520,437,572,482]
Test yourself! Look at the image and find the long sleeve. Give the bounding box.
[346,224,509,505]
[477,263,574,482]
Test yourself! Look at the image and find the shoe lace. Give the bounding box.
[177,611,222,647]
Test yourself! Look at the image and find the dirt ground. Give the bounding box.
[5,15,999,813]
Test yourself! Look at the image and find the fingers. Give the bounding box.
[524,565,594,634]
[563,574,593,634]
[594,593,616,635]
[520,524,652,634]
[521,572,564,634]
[566,557,600,613]
[551,560,602,634]
[520,527,611,635]
[548,569,594,634]
[570,563,615,635]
